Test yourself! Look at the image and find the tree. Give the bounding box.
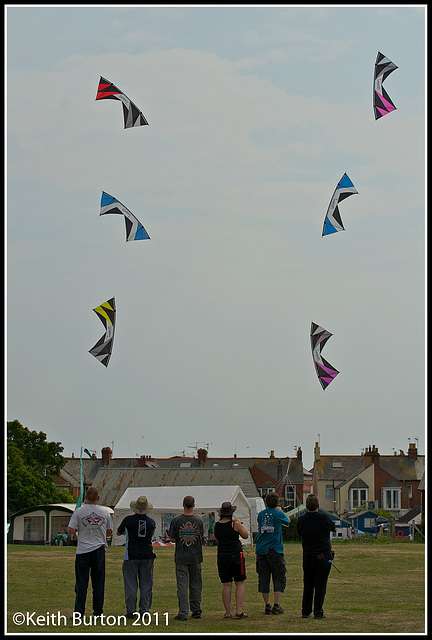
[7,420,74,517]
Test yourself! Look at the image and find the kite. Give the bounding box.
[310,322,339,390]
[100,191,150,242]
[322,173,358,236]
[373,52,398,120]
[89,297,116,367]
[96,76,149,129]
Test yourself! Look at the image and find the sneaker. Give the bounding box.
[125,612,136,619]
[265,604,272,615]
[191,609,202,619]
[174,614,188,621]
[302,613,311,618]
[272,604,284,615]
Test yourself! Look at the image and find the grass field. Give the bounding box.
[6,541,426,635]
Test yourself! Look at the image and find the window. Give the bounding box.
[285,485,295,508]
[24,516,45,542]
[383,488,400,510]
[259,487,273,498]
[349,487,368,508]
[325,485,334,500]
[364,517,376,528]
[407,485,412,499]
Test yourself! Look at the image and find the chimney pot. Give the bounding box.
[101,447,112,465]
[408,443,418,460]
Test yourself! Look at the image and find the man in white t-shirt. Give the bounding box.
[68,487,113,619]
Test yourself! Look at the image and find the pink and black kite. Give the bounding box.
[310,322,339,391]
[373,52,398,120]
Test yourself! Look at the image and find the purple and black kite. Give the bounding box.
[373,52,398,120]
[96,76,149,129]
[310,322,339,390]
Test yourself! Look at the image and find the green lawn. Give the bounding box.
[6,541,425,634]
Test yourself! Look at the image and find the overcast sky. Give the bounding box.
[6,5,426,471]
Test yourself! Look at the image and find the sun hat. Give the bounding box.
[130,496,153,514]
[218,501,237,517]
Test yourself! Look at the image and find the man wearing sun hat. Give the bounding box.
[116,496,157,619]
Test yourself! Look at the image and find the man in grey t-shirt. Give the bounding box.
[168,495,204,620]
[68,487,112,619]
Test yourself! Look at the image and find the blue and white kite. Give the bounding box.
[322,173,358,237]
[100,191,150,242]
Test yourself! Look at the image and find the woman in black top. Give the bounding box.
[213,502,249,618]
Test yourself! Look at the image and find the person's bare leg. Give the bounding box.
[235,581,246,616]
[222,582,232,617]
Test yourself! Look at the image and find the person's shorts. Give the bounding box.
[256,550,287,593]
[217,550,246,583]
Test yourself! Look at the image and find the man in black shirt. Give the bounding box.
[296,494,335,619]
[116,496,157,618]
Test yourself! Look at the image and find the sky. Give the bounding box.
[6,4,426,471]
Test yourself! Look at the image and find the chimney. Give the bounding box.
[296,447,303,462]
[197,448,208,466]
[364,445,380,467]
[314,442,320,462]
[101,447,112,466]
[269,450,275,459]
[408,443,418,460]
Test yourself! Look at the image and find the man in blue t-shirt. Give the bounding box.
[116,496,157,618]
[255,492,290,615]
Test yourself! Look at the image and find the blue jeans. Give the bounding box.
[122,559,154,615]
[74,546,106,616]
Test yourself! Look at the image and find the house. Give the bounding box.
[287,505,352,540]
[312,442,424,519]
[346,510,382,536]
[55,446,305,511]
[396,504,422,539]
[92,466,258,508]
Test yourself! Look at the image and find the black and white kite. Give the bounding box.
[89,297,116,367]
[373,52,398,120]
[310,322,339,390]
[100,192,150,242]
[96,76,149,129]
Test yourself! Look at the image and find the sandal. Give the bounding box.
[236,612,248,618]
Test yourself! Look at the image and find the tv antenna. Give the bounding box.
[188,442,212,454]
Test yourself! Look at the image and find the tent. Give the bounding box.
[8,503,114,545]
[112,485,252,546]
[247,496,265,539]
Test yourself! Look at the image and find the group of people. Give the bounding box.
[68,488,335,621]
